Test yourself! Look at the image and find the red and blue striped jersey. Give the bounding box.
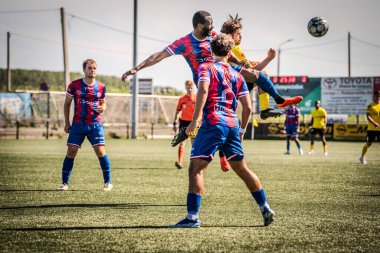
[165,32,243,85]
[198,62,249,128]
[285,106,300,126]
[66,79,106,125]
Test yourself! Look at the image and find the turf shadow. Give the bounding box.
[0,203,186,210]
[0,189,89,192]
[4,224,263,231]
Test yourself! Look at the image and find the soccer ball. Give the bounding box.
[307,17,329,37]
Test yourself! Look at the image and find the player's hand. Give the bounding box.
[323,126,327,130]
[121,69,137,82]
[239,133,244,141]
[186,120,198,138]
[173,125,177,133]
[64,124,71,133]
[96,105,104,113]
[374,122,379,128]
[240,60,252,68]
[268,48,276,59]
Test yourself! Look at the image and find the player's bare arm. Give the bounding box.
[367,113,379,128]
[64,96,72,133]
[252,48,276,71]
[228,52,251,68]
[121,50,171,82]
[186,80,208,137]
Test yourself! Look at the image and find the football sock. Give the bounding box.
[286,138,290,152]
[361,143,370,156]
[252,189,269,213]
[187,192,202,220]
[178,146,185,164]
[256,72,284,104]
[62,157,74,184]
[99,155,111,184]
[295,140,301,149]
[259,93,270,111]
[310,144,314,151]
[323,144,328,152]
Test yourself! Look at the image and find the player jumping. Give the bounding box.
[220,14,282,120]
[169,33,275,228]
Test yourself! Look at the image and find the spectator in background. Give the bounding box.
[39,81,49,91]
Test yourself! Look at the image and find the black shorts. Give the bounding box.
[366,131,380,142]
[179,119,191,130]
[310,128,325,137]
[247,82,255,92]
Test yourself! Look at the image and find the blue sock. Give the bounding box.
[296,141,301,149]
[287,142,290,152]
[62,157,74,184]
[252,189,269,212]
[256,72,282,101]
[99,155,111,184]
[187,192,202,219]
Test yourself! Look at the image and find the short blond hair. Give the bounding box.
[185,80,194,87]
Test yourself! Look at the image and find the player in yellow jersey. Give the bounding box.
[220,14,282,120]
[308,100,328,155]
[359,91,380,164]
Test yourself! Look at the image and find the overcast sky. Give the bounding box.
[1,0,380,90]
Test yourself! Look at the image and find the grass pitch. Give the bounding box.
[0,139,379,252]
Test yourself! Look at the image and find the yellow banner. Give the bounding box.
[333,124,367,140]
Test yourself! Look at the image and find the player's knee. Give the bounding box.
[94,146,106,157]
[66,145,79,158]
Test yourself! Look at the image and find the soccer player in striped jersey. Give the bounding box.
[284,105,303,155]
[360,91,380,164]
[169,33,274,228]
[121,10,302,171]
[173,80,196,169]
[309,100,328,155]
[59,59,113,191]
[221,14,282,120]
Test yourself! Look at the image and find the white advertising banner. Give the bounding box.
[321,77,373,114]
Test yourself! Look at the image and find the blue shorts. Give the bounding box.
[67,123,105,147]
[286,125,299,137]
[190,124,244,162]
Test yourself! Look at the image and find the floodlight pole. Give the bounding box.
[348,32,351,77]
[277,38,294,77]
[7,31,11,92]
[60,7,70,90]
[131,0,139,139]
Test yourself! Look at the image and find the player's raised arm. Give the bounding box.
[252,48,276,71]
[121,49,171,82]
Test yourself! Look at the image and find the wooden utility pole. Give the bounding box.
[7,32,11,92]
[60,7,70,90]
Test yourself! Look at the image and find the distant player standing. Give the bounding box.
[308,100,328,155]
[284,105,303,155]
[169,33,275,228]
[173,80,196,169]
[59,59,113,191]
[122,10,302,171]
[359,91,380,164]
